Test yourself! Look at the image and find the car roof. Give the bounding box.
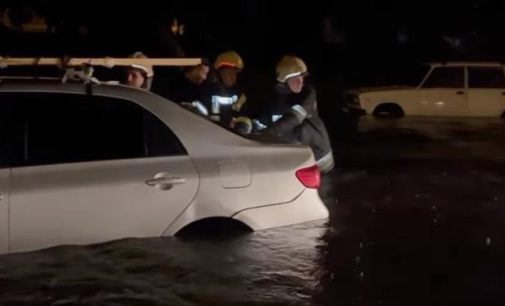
[427,62,504,68]
[0,81,150,96]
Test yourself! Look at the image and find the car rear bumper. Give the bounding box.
[232,189,329,231]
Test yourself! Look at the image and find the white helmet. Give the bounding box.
[129,51,154,78]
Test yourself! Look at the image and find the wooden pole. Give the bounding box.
[0,57,202,68]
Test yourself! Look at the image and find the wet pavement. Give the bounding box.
[318,117,505,306]
[2,117,505,306]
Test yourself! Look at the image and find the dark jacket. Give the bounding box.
[260,83,334,171]
[200,78,248,128]
[164,73,207,104]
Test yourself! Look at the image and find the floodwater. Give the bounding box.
[2,117,505,306]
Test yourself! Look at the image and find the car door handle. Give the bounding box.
[145,177,186,187]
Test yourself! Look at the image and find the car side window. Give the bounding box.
[468,67,505,88]
[423,67,464,88]
[7,93,186,167]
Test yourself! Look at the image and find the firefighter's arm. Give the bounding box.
[232,94,247,112]
[180,101,209,116]
[296,85,318,115]
[268,105,307,134]
[270,86,317,133]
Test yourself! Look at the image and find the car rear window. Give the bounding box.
[468,67,505,88]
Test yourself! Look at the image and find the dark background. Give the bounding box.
[1,4,505,305]
[1,0,505,135]
[2,1,505,75]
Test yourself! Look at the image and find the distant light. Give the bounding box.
[171,19,178,34]
[171,18,185,36]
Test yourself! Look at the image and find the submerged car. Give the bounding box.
[0,83,329,254]
[348,62,505,118]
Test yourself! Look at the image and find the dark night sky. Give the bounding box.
[2,0,505,82]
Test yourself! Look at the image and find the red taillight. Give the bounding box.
[296,165,321,189]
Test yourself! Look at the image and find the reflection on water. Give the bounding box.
[315,166,505,306]
[0,221,326,306]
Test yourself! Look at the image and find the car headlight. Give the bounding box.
[342,94,366,115]
[345,94,361,106]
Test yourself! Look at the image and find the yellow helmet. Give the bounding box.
[214,51,244,70]
[129,51,154,78]
[276,55,308,83]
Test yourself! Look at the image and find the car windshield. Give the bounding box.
[174,102,290,144]
[395,64,432,86]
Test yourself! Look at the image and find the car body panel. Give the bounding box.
[467,89,505,117]
[353,62,505,118]
[0,83,328,254]
[0,169,9,254]
[9,156,199,253]
[232,188,329,231]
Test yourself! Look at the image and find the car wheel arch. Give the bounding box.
[175,217,252,239]
[373,103,405,118]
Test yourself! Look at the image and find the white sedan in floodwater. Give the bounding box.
[0,83,328,254]
[349,62,505,118]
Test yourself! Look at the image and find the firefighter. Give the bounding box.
[164,58,211,116]
[259,55,334,173]
[125,51,154,90]
[202,51,252,134]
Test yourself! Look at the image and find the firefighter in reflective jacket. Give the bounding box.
[258,55,334,173]
[202,51,252,134]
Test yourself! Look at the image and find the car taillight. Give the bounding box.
[296,165,321,189]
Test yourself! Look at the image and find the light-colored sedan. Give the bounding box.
[349,62,505,118]
[0,83,329,254]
